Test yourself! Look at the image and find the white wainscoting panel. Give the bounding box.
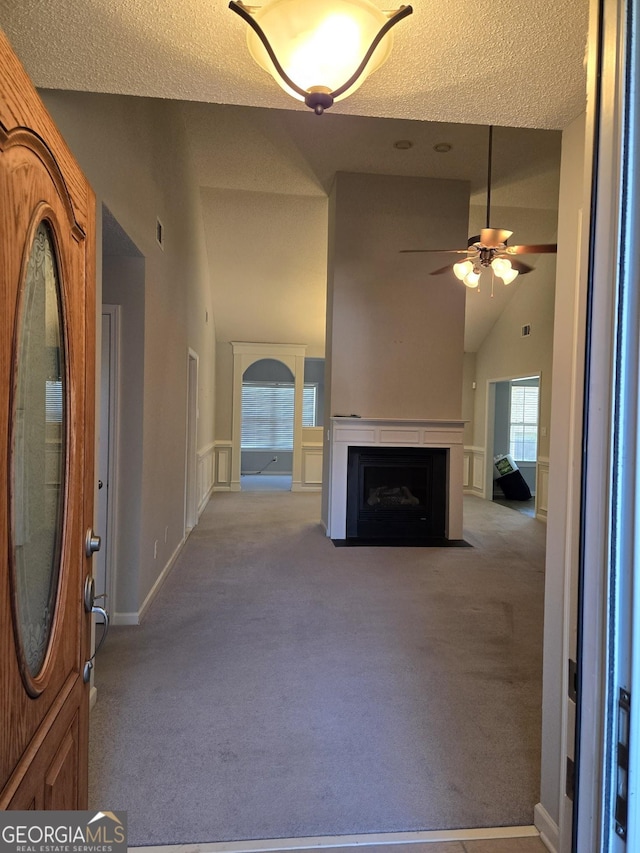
[197,443,215,513]
[464,446,485,496]
[472,450,485,492]
[213,441,233,492]
[299,444,323,491]
[463,451,471,489]
[536,457,549,522]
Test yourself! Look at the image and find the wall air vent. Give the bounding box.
[156,218,164,250]
[521,324,531,337]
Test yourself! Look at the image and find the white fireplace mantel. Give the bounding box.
[326,417,466,540]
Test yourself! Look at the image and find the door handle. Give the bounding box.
[85,528,101,557]
[83,576,110,683]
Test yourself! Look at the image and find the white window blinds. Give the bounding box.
[45,380,63,423]
[242,382,317,449]
[509,384,539,461]
[303,384,317,427]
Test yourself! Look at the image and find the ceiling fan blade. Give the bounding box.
[400,248,471,254]
[505,243,558,255]
[510,259,534,275]
[480,228,513,247]
[430,264,457,275]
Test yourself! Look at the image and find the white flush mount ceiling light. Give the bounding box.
[229,0,413,114]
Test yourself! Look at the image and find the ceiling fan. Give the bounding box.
[400,126,557,293]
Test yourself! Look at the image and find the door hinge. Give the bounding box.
[566,756,575,801]
[615,687,631,841]
[568,658,578,702]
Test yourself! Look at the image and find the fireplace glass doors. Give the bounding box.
[346,446,448,540]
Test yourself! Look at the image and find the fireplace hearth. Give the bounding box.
[347,446,447,540]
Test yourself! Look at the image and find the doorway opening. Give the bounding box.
[100,204,145,627]
[486,374,541,519]
[240,358,295,492]
[95,305,120,618]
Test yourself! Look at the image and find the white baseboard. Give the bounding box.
[111,611,140,626]
[535,802,559,852]
[110,539,189,628]
[131,826,540,853]
[213,485,232,492]
[198,482,215,516]
[138,537,186,623]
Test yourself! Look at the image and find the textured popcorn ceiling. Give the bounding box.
[0,0,588,129]
[0,0,587,351]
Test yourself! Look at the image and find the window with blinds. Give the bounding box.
[45,380,63,423]
[509,384,539,461]
[241,382,317,449]
[303,384,317,427]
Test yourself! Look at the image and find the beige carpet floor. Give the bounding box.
[89,493,545,846]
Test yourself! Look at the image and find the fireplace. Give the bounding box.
[325,418,465,541]
[347,446,447,540]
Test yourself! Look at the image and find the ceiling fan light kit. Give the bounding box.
[229,0,413,114]
[453,259,473,281]
[499,265,519,285]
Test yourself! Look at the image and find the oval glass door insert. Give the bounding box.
[12,220,67,678]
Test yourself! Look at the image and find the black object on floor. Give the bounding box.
[496,469,532,501]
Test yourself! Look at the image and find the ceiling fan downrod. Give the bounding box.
[486,125,493,230]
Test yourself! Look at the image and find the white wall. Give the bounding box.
[202,187,327,446]
[327,172,469,420]
[471,249,557,462]
[201,187,328,357]
[40,90,216,617]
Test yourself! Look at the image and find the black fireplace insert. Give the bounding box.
[346,445,448,540]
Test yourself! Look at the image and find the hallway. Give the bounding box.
[89,493,545,846]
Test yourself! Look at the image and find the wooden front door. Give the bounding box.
[0,29,95,809]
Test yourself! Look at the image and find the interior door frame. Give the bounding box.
[98,305,120,617]
[483,370,543,502]
[185,348,199,534]
[573,0,638,849]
